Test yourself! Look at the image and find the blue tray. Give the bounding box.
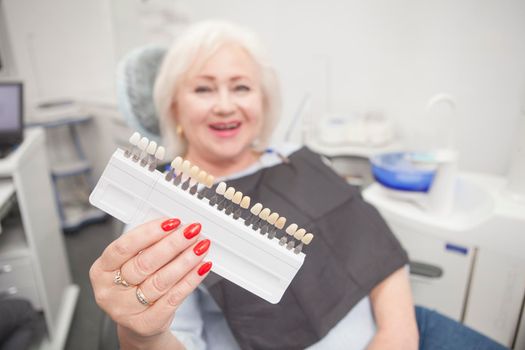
[370,152,436,192]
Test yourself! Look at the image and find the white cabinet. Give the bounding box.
[363,176,525,349]
[391,223,475,321]
[0,128,79,349]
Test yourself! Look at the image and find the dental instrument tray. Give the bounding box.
[371,152,437,192]
[89,132,314,304]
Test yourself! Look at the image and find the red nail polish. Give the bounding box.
[193,239,210,256]
[161,218,181,232]
[184,223,201,239]
[198,261,212,276]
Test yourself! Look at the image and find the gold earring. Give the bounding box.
[176,125,184,137]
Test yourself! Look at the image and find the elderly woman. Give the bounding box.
[89,21,507,350]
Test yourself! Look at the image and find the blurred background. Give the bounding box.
[0,1,524,349]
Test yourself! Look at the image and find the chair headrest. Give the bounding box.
[117,45,167,142]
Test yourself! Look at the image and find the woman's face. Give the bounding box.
[174,44,264,164]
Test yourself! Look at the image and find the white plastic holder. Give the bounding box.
[89,149,305,304]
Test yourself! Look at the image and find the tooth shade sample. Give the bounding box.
[232,191,243,204]
[190,165,200,179]
[240,196,251,209]
[250,203,263,215]
[155,147,165,161]
[302,233,314,245]
[182,160,191,174]
[129,132,141,145]
[171,156,183,170]
[224,187,235,200]
[286,223,298,236]
[146,141,157,155]
[275,217,286,229]
[259,208,271,220]
[197,170,207,184]
[205,174,215,188]
[138,137,149,150]
[294,228,306,240]
[267,213,279,225]
[216,182,227,195]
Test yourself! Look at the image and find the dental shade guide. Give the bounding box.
[89,131,314,304]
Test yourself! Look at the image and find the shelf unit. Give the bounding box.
[0,128,78,349]
[28,114,106,231]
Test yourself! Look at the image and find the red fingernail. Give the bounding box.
[193,239,210,256]
[198,261,212,276]
[161,218,181,232]
[184,223,201,239]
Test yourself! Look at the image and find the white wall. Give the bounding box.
[4,0,525,175]
[2,0,117,106]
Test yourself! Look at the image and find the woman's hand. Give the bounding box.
[89,218,212,349]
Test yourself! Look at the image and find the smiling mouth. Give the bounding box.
[209,121,242,131]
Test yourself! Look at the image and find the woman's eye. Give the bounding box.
[195,86,212,93]
[234,85,251,92]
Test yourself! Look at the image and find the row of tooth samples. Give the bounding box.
[126,132,165,171]
[127,132,314,253]
[278,224,314,254]
[206,186,315,254]
[164,156,215,196]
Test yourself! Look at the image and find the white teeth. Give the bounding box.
[146,141,157,155]
[171,156,183,170]
[240,196,250,209]
[211,122,239,130]
[138,137,149,150]
[232,191,243,204]
[216,182,227,195]
[224,187,235,200]
[302,233,314,245]
[129,132,141,145]
[286,223,298,236]
[275,217,286,229]
[155,146,165,161]
[259,208,271,220]
[205,174,215,188]
[267,212,279,225]
[294,228,306,240]
[250,203,263,215]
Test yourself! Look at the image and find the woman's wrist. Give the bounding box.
[117,325,184,350]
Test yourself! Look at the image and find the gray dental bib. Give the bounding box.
[204,147,408,350]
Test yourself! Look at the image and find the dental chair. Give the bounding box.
[99,45,167,350]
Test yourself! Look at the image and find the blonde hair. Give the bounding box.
[153,20,281,156]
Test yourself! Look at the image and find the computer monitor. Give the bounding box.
[0,81,23,148]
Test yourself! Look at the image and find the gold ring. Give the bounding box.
[114,270,133,287]
[135,287,152,306]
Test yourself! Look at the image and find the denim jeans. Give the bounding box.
[416,306,509,350]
